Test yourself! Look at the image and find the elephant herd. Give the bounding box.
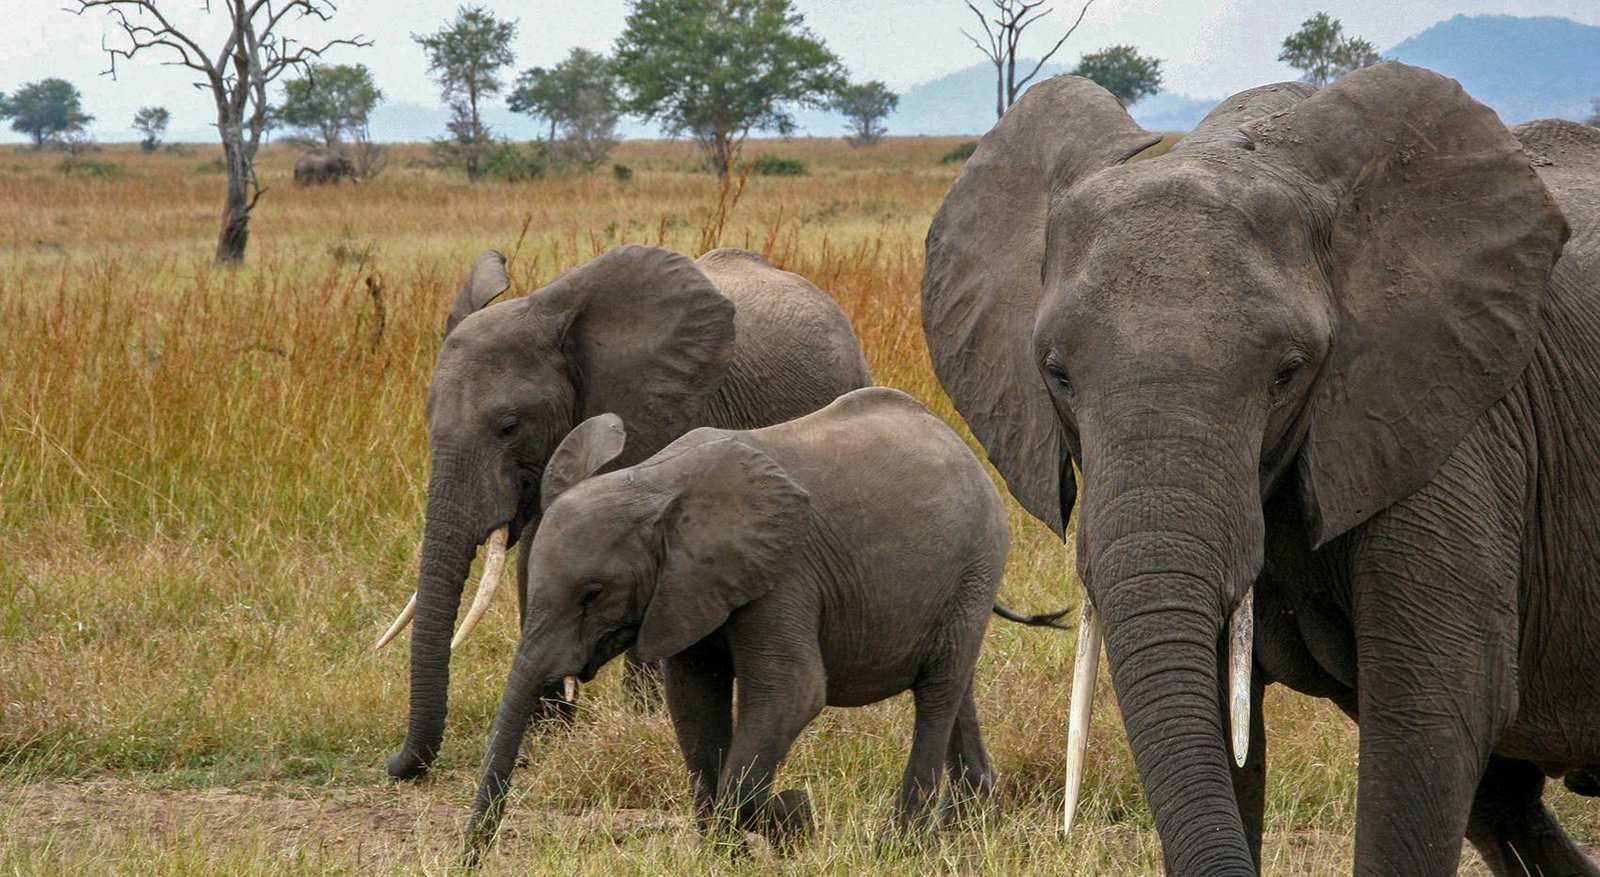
[372,64,1600,876]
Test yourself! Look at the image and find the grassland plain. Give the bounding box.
[0,137,1592,875]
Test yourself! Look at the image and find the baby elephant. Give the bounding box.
[464,387,1010,864]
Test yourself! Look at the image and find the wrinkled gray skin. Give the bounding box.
[293,152,357,185]
[923,63,1600,875]
[388,244,871,780]
[462,388,1009,866]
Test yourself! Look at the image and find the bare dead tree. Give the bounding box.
[962,0,1092,120]
[72,0,370,264]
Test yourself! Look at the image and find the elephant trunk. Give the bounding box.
[463,625,559,869]
[386,467,482,780]
[1078,419,1261,876]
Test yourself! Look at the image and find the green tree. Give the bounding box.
[2,79,93,149]
[276,63,383,148]
[412,5,518,181]
[1278,11,1383,86]
[509,48,621,167]
[614,0,847,178]
[1071,44,1163,106]
[830,80,898,147]
[131,106,169,152]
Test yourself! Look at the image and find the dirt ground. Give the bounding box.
[8,779,1589,874]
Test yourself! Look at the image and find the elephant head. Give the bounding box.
[462,414,809,866]
[923,63,1565,874]
[380,244,737,779]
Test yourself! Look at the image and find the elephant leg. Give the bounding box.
[1223,661,1267,872]
[1465,755,1600,877]
[713,649,826,853]
[894,672,966,837]
[1348,490,1522,877]
[662,648,734,832]
[940,683,997,827]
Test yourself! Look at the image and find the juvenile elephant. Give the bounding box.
[293,152,357,185]
[463,388,1009,866]
[378,245,872,779]
[923,64,1600,875]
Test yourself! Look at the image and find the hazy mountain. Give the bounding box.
[1386,14,1600,123]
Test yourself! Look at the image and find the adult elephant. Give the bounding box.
[379,244,872,780]
[923,64,1600,875]
[293,152,357,185]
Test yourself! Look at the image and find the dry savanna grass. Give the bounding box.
[0,136,1593,875]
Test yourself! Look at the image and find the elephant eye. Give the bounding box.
[579,583,602,611]
[1272,355,1307,393]
[497,418,518,439]
[1043,350,1072,393]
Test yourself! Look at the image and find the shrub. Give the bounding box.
[611,163,633,182]
[58,156,123,179]
[481,141,553,182]
[938,141,978,165]
[752,154,805,176]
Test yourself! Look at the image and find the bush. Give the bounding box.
[938,141,978,165]
[481,141,553,182]
[58,157,123,179]
[752,154,805,176]
[611,163,633,182]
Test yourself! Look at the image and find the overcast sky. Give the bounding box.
[3,0,1597,143]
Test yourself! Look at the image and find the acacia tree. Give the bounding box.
[276,62,380,147]
[1,79,94,149]
[1278,11,1382,86]
[132,105,170,151]
[614,0,846,179]
[412,5,517,181]
[74,0,369,264]
[509,47,621,167]
[1071,44,1162,106]
[830,80,898,147]
[962,0,1092,120]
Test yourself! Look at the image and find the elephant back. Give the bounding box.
[691,248,872,430]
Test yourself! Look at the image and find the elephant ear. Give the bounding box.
[445,251,514,338]
[538,245,736,468]
[540,413,627,510]
[922,76,1160,536]
[632,434,810,662]
[1242,63,1568,546]
[1168,81,1315,154]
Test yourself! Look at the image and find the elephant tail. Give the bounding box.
[992,601,1072,630]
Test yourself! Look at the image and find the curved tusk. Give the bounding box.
[562,675,578,702]
[374,591,417,650]
[1228,584,1254,768]
[451,525,510,650]
[1062,592,1102,834]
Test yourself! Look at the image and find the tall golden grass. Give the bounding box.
[0,137,1588,874]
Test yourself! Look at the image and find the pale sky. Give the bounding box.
[3,0,1597,142]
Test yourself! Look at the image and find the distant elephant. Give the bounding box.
[293,152,357,185]
[923,64,1600,875]
[463,388,1009,866]
[377,245,873,780]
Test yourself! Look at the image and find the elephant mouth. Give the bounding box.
[579,626,640,682]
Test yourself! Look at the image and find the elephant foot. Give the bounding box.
[386,743,437,780]
[1564,767,1600,797]
[764,789,814,855]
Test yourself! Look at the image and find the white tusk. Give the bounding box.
[562,675,578,702]
[1062,592,1102,834]
[1228,585,1254,768]
[451,525,510,650]
[374,592,417,650]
